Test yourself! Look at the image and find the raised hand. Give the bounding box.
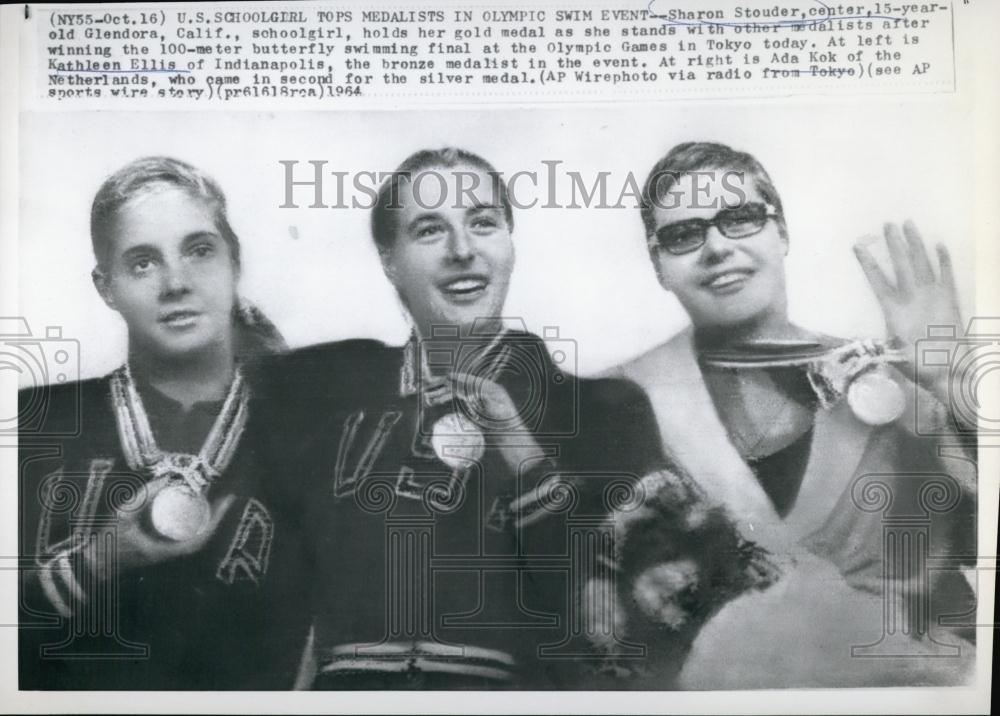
[853,220,962,352]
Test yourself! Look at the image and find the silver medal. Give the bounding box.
[149,481,212,541]
[431,412,486,469]
[847,370,906,426]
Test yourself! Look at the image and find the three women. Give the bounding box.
[19,144,978,690]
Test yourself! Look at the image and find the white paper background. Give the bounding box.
[3,1,998,714]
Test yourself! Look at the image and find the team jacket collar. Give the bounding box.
[398,327,510,399]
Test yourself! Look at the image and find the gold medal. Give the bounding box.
[149,481,211,541]
[847,370,906,426]
[110,365,248,543]
[431,412,486,469]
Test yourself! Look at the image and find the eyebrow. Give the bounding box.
[120,244,161,261]
[406,213,444,231]
[118,231,221,261]
[180,230,221,246]
[405,202,503,232]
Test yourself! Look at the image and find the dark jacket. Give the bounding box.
[18,374,312,690]
[255,331,667,689]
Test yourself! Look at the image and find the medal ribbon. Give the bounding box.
[399,330,511,474]
[700,339,907,409]
[804,340,907,409]
[110,364,249,492]
[399,328,510,403]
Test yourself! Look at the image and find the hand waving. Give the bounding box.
[853,221,962,352]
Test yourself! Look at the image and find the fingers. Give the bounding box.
[110,485,241,567]
[449,372,531,435]
[884,222,916,297]
[936,242,963,323]
[448,372,487,422]
[178,494,237,554]
[857,223,950,298]
[449,371,480,403]
[853,239,893,299]
[936,242,957,295]
[902,220,935,285]
[451,371,507,414]
[203,493,237,536]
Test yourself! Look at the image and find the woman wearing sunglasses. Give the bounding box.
[19,157,312,690]
[601,142,977,687]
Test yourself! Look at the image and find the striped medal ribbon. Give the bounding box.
[110,364,249,541]
[401,330,510,470]
[700,338,910,426]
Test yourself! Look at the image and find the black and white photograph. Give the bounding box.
[1,1,997,714]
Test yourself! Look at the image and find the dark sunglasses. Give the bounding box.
[651,202,780,256]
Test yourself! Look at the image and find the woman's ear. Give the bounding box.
[92,267,117,310]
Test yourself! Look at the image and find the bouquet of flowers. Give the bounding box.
[582,469,781,687]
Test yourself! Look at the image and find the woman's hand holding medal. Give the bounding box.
[83,477,237,578]
[449,371,549,470]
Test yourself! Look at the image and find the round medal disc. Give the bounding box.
[149,482,211,541]
[847,371,906,426]
[431,412,486,469]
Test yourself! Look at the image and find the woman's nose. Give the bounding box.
[446,227,475,262]
[159,261,191,296]
[699,227,734,263]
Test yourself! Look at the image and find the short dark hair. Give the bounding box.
[90,156,241,270]
[640,142,787,242]
[370,147,514,253]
